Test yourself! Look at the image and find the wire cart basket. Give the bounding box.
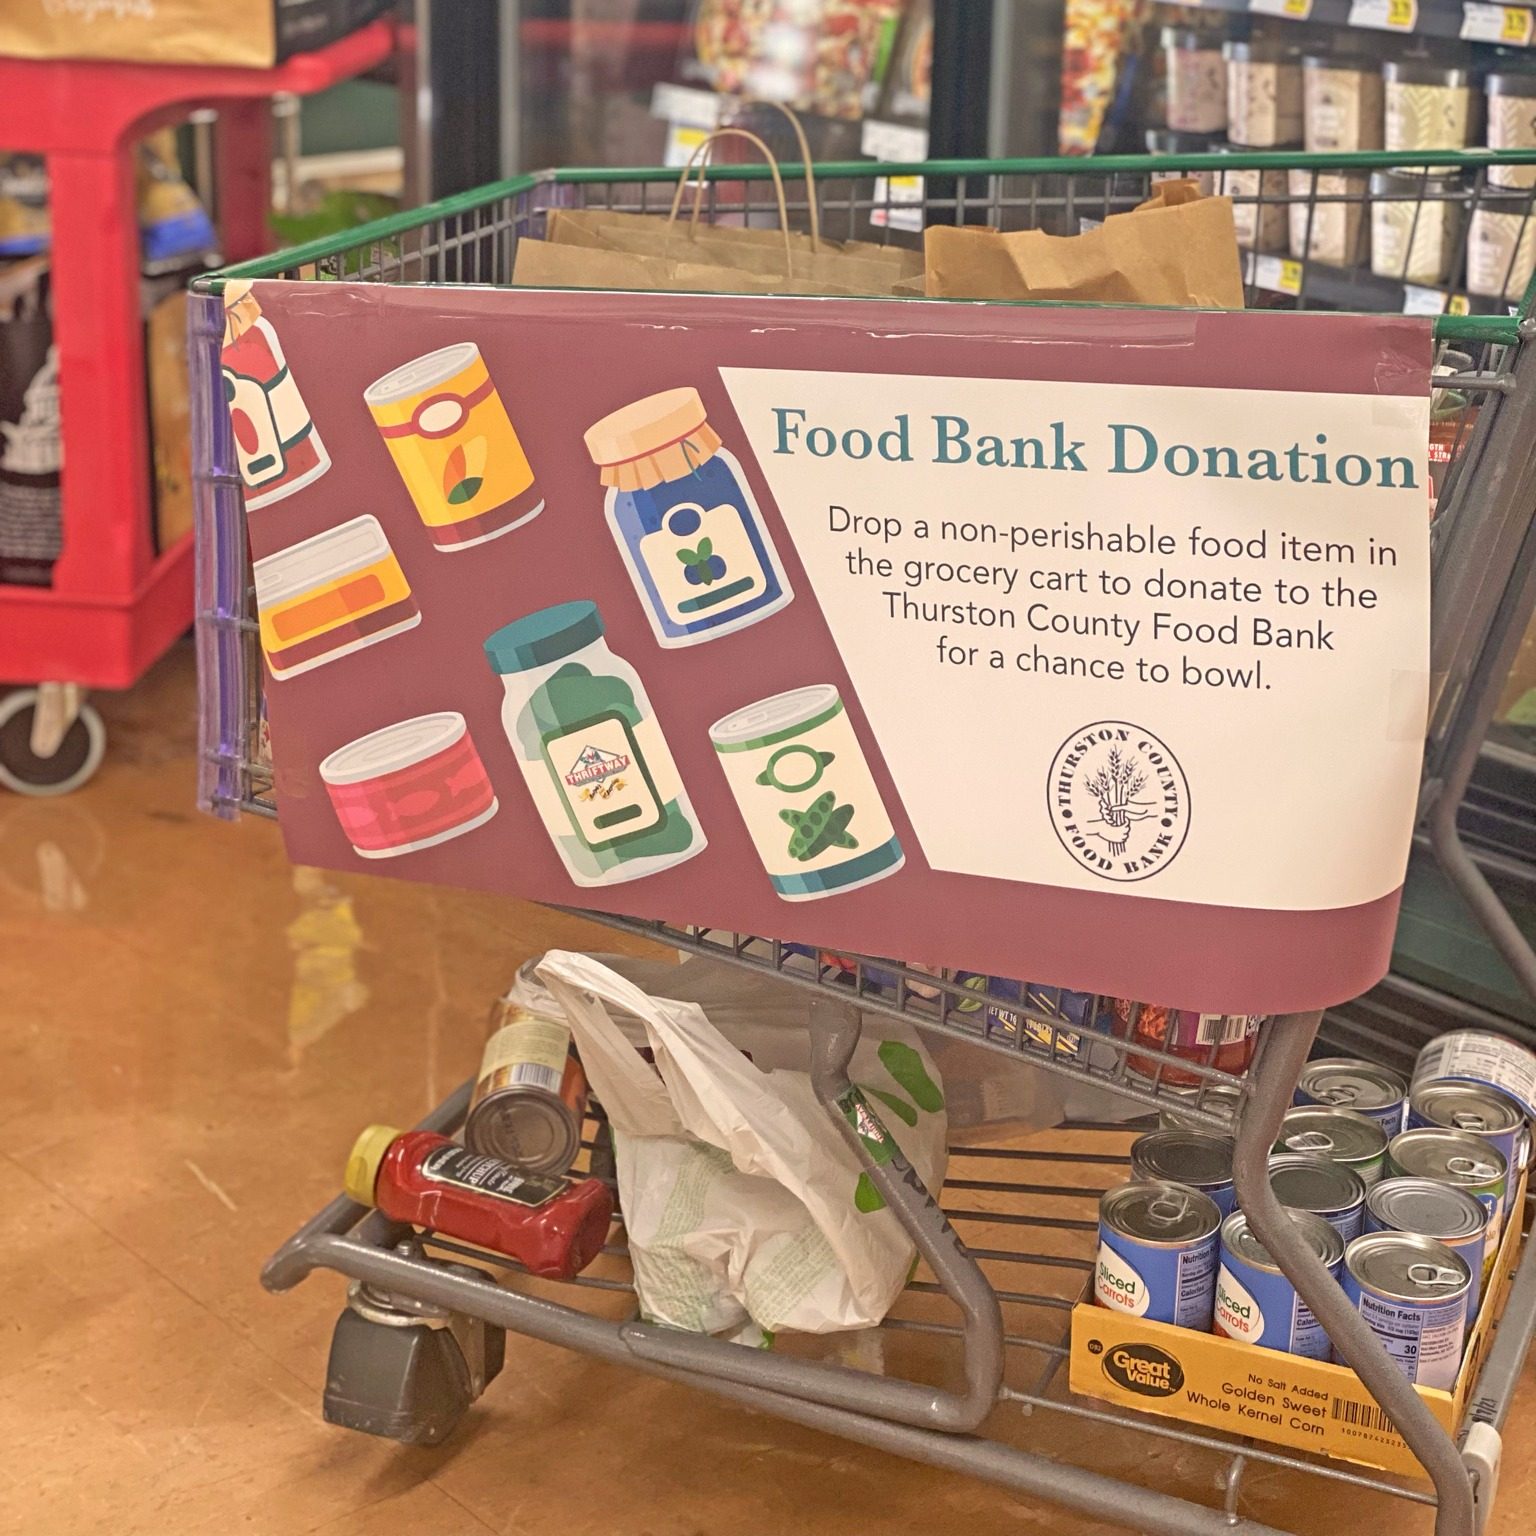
[192,150,1536,1536]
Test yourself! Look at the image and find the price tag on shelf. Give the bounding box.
[1252,0,1315,17]
[1348,0,1419,28]
[1402,284,1448,315]
[1245,254,1304,294]
[1461,1,1535,40]
[652,84,729,171]
[1448,293,1472,315]
[862,120,928,234]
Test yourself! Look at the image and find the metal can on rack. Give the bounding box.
[1215,1208,1344,1358]
[1365,1176,1489,1320]
[1129,1130,1237,1216]
[1413,1029,1536,1128]
[1294,1059,1408,1137]
[1268,1152,1366,1242]
[1407,1082,1525,1192]
[1387,1126,1509,1248]
[464,1002,589,1176]
[1275,1106,1388,1187]
[1096,1180,1221,1327]
[1342,1232,1471,1389]
[1158,1082,1245,1132]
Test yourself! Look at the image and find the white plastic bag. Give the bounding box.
[534,950,948,1338]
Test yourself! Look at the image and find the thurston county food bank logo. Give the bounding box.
[1048,722,1189,882]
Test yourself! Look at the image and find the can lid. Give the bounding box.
[1367,1177,1487,1240]
[584,387,723,491]
[1298,1058,1406,1112]
[1389,1127,1507,1184]
[1130,1130,1235,1187]
[1222,1207,1344,1271]
[344,1124,403,1206]
[1410,1081,1524,1135]
[1383,58,1472,87]
[1103,1180,1221,1244]
[1276,1106,1387,1163]
[1487,71,1536,98]
[1268,1152,1365,1214]
[1223,39,1300,63]
[1346,1231,1470,1298]
[485,600,604,674]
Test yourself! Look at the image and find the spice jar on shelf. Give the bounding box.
[1467,195,1536,302]
[1370,168,1463,286]
[1486,71,1536,190]
[1163,26,1227,135]
[1384,58,1474,161]
[1224,40,1303,149]
[485,600,706,887]
[1213,145,1289,254]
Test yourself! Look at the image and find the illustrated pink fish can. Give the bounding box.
[320,712,498,858]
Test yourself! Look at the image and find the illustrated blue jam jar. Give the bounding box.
[584,387,793,647]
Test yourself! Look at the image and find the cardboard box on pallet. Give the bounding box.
[0,0,390,69]
[1069,1169,1528,1477]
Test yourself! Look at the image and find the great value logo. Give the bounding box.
[1102,1342,1186,1398]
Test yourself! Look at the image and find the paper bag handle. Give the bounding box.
[727,99,821,250]
[666,128,794,277]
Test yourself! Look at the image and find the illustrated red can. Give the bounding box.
[221,290,330,510]
[1113,1000,1263,1088]
[320,712,499,858]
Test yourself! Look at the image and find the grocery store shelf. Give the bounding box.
[1243,249,1515,315]
[1166,0,1535,48]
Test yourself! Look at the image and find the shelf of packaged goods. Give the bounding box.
[0,18,396,693]
[1166,0,1536,46]
[1241,251,1515,315]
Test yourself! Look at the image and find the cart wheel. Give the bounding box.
[324,1306,475,1445]
[0,690,106,797]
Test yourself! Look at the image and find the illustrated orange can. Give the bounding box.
[364,342,544,551]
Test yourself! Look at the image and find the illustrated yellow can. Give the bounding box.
[364,341,544,551]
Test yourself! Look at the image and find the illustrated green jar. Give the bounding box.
[486,601,705,887]
[709,685,904,902]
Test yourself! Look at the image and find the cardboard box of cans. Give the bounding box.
[1070,1160,1526,1475]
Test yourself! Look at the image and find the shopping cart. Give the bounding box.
[192,150,1536,1536]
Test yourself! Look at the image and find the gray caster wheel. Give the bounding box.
[323,1268,505,1445]
[0,688,106,797]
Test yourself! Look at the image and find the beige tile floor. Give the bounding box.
[1,644,1532,1536]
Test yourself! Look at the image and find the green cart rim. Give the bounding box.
[197,153,1536,345]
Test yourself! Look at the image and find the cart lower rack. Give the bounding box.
[193,149,1536,1536]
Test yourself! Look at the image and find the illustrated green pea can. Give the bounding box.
[709,685,905,902]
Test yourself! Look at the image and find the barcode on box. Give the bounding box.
[1331,1397,1398,1434]
[511,1062,563,1095]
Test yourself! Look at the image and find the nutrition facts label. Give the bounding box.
[1351,1289,1466,1391]
[1415,1033,1536,1120]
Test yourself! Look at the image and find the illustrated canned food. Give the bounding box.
[221,290,330,509]
[365,342,543,551]
[465,1002,589,1176]
[1387,1127,1508,1249]
[1342,1231,1470,1390]
[1486,71,1536,189]
[1215,1208,1343,1358]
[710,685,905,902]
[1370,169,1461,285]
[585,386,792,647]
[254,515,420,680]
[1366,1176,1488,1320]
[1295,1058,1408,1137]
[1275,1106,1388,1187]
[486,601,705,887]
[320,712,499,858]
[1467,198,1536,303]
[1116,1000,1262,1089]
[1095,1180,1221,1328]
[1408,1082,1525,1196]
[1162,27,1226,135]
[1159,1082,1245,1132]
[1268,1152,1366,1242]
[1414,1028,1536,1122]
[1129,1130,1237,1216]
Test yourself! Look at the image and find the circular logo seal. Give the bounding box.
[1048,722,1189,883]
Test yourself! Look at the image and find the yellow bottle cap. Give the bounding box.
[344,1123,403,1206]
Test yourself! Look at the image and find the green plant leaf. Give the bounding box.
[696,536,712,558]
[854,1172,886,1213]
[446,476,482,505]
[676,546,698,564]
[861,1086,918,1126]
[877,1039,945,1113]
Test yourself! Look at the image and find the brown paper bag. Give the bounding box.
[924,180,1245,308]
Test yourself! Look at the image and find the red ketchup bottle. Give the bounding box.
[344,1126,613,1281]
